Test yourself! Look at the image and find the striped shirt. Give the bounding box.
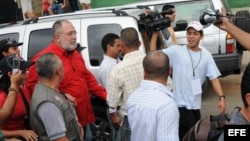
[126,80,179,141]
[107,50,145,116]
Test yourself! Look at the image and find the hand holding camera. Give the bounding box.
[12,57,20,73]
[138,10,171,32]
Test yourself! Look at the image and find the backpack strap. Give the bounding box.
[196,115,210,141]
[19,88,31,129]
[19,88,30,114]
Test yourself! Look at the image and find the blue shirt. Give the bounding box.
[126,80,179,141]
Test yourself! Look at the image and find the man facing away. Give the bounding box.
[30,53,82,140]
[26,19,106,141]
[107,27,145,141]
[162,21,226,140]
[126,50,179,141]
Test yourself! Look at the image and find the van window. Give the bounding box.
[0,33,19,42]
[28,29,53,60]
[87,24,122,66]
[154,1,212,31]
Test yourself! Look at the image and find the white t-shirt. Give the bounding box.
[162,45,221,109]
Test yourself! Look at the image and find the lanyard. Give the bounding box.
[187,47,202,78]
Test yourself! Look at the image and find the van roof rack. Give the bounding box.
[19,5,152,25]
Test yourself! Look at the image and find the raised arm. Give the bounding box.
[216,8,250,50]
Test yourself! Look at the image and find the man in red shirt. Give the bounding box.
[26,19,107,140]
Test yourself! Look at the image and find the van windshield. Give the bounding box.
[153,1,213,31]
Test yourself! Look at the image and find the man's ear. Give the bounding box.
[137,41,141,48]
[143,70,147,79]
[246,93,250,106]
[7,71,12,77]
[107,44,112,50]
[200,33,204,40]
[2,51,9,56]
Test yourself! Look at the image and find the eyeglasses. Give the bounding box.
[58,31,78,36]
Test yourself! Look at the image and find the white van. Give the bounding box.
[0,0,249,140]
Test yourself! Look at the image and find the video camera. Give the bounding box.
[200,9,250,26]
[199,9,222,25]
[138,10,172,32]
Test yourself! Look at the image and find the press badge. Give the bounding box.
[191,78,202,96]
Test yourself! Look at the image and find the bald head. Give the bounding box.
[143,51,169,79]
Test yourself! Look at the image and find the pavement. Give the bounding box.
[200,7,250,118]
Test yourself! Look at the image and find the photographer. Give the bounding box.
[0,55,37,140]
[161,5,177,47]
[217,8,250,49]
[138,9,172,52]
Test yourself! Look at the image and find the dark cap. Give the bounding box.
[0,38,23,53]
[0,38,9,51]
[0,55,34,75]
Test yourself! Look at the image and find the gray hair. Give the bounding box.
[36,53,62,79]
[52,19,71,35]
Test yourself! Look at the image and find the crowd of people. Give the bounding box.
[25,0,92,20]
[1,3,250,141]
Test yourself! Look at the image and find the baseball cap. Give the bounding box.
[186,21,203,31]
[0,55,34,75]
[0,38,23,53]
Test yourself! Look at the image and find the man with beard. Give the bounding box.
[26,19,107,141]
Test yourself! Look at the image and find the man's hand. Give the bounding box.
[10,71,26,86]
[65,93,77,106]
[218,97,226,114]
[109,112,122,127]
[215,7,232,31]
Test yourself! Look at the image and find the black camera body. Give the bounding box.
[200,9,222,25]
[138,10,171,32]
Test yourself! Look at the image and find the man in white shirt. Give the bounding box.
[98,33,121,88]
[126,51,179,141]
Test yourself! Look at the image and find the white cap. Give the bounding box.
[186,21,203,31]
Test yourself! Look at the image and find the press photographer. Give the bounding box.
[138,9,171,32]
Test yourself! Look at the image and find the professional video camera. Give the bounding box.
[199,9,222,25]
[200,9,250,26]
[138,10,172,32]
